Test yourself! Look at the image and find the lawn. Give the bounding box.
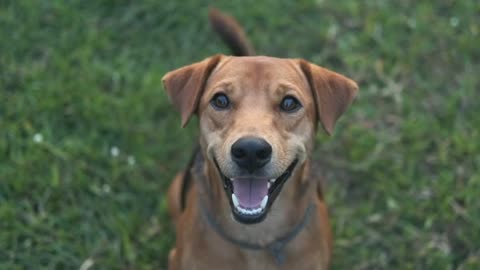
[1,1,479,269]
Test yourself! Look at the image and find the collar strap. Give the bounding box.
[201,201,316,265]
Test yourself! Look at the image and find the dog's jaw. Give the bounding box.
[215,158,299,224]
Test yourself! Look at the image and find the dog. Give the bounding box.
[163,9,358,270]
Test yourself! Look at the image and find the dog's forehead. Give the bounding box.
[209,56,308,89]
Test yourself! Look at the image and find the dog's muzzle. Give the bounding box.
[215,158,299,224]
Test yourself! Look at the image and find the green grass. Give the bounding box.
[1,1,479,269]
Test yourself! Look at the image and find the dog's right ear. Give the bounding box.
[162,55,223,127]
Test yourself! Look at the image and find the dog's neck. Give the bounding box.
[198,157,315,245]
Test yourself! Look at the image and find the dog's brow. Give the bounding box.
[209,81,234,92]
[275,83,303,96]
[211,81,232,89]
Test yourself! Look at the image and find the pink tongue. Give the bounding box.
[233,178,268,208]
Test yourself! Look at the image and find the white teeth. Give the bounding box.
[232,194,239,207]
[269,178,276,183]
[230,178,235,181]
[261,195,268,208]
[232,195,269,216]
[251,208,261,214]
[237,207,262,215]
[267,182,271,189]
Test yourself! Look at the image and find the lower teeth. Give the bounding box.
[231,194,269,215]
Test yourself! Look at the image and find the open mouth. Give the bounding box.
[215,159,299,224]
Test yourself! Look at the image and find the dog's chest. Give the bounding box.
[180,238,327,270]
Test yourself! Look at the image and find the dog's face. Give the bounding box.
[198,57,316,223]
[163,55,358,224]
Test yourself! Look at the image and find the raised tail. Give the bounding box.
[208,8,255,56]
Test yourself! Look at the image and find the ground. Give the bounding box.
[1,1,479,269]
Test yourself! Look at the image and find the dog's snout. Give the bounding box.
[231,137,272,173]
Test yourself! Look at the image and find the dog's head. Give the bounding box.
[163,55,358,224]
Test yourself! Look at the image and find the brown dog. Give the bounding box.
[163,9,358,270]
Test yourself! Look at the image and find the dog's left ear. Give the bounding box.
[162,55,223,127]
[298,60,359,135]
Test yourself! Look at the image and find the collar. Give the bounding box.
[200,200,316,265]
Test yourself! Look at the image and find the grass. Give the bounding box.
[1,0,479,269]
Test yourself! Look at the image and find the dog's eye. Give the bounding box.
[280,96,302,112]
[211,93,230,110]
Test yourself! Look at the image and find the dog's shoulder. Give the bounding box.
[179,146,204,211]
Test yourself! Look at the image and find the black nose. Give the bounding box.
[231,137,272,173]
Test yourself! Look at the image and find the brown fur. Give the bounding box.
[162,10,358,270]
[209,8,255,56]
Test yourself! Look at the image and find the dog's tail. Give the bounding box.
[209,8,255,56]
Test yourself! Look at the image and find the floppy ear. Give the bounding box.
[162,55,223,127]
[299,60,359,135]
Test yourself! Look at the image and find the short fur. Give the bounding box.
[163,9,358,270]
